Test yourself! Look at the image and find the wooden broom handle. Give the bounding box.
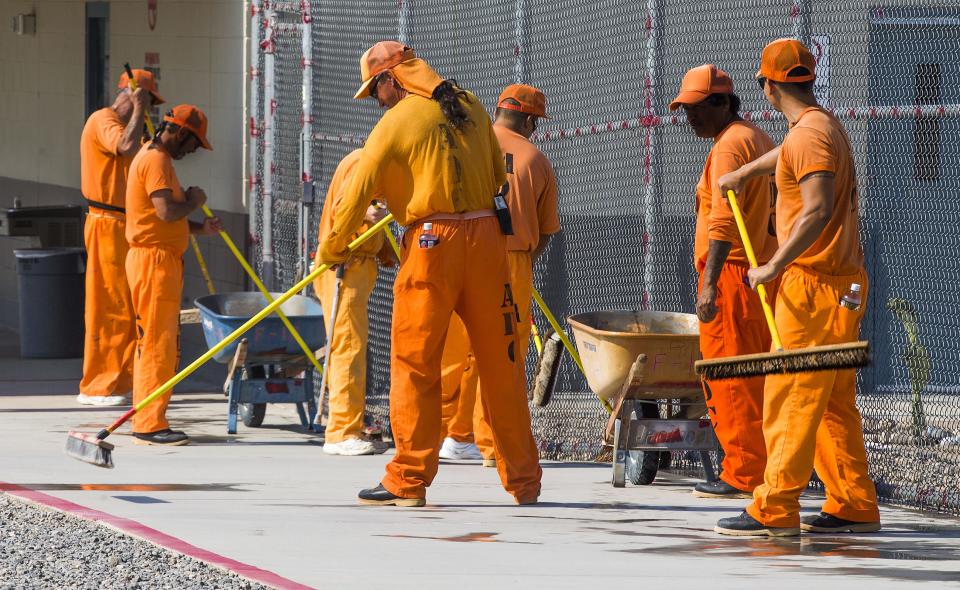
[726,189,783,351]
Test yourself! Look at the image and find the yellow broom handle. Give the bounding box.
[725,189,783,351]
[123,63,155,137]
[532,287,613,413]
[130,214,395,415]
[189,235,216,295]
[201,204,325,375]
[530,316,543,355]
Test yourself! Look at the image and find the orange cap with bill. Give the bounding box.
[163,105,212,150]
[354,41,417,99]
[669,64,733,111]
[497,84,550,118]
[117,69,165,104]
[757,38,816,83]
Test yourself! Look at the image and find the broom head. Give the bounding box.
[531,331,563,407]
[65,431,115,468]
[696,341,870,381]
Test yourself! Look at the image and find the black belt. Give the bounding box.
[85,198,125,214]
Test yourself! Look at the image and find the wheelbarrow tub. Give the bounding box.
[194,292,325,364]
[567,310,700,401]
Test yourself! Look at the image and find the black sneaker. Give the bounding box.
[692,480,753,499]
[358,484,425,507]
[715,511,800,537]
[801,512,881,533]
[133,429,190,446]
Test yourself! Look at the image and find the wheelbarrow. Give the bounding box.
[567,310,719,488]
[195,293,325,434]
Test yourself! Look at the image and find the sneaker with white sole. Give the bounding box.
[438,437,483,460]
[76,393,129,407]
[323,438,377,456]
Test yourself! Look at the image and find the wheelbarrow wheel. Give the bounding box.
[240,403,266,427]
[627,450,660,485]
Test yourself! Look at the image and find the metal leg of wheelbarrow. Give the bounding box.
[295,367,314,428]
[612,399,634,488]
[226,368,242,435]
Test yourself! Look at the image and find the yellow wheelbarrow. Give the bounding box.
[567,310,719,488]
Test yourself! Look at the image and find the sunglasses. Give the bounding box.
[757,77,767,90]
[369,73,385,96]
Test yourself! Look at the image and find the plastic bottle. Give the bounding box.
[839,283,862,311]
[418,222,439,249]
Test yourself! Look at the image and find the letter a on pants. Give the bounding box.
[126,246,183,434]
[382,216,542,502]
[80,211,136,397]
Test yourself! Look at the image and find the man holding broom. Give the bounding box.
[714,39,880,536]
[125,105,221,446]
[77,69,162,407]
[317,41,541,506]
[669,64,775,499]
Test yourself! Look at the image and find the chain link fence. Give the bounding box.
[247,0,960,515]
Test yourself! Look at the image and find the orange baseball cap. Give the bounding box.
[117,69,165,104]
[757,38,816,83]
[497,84,550,118]
[354,41,417,99]
[669,65,734,111]
[163,104,212,150]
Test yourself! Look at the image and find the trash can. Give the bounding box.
[14,248,86,358]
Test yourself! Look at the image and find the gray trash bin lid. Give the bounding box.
[14,247,86,275]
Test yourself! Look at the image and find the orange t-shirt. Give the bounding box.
[695,120,776,271]
[494,126,561,252]
[125,144,189,253]
[776,107,863,275]
[80,108,133,209]
[316,148,384,258]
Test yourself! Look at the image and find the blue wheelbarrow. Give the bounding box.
[194,293,325,435]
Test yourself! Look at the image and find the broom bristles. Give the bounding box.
[696,341,870,381]
[64,431,114,468]
[531,332,563,407]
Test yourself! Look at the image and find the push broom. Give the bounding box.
[65,215,395,468]
[694,190,870,381]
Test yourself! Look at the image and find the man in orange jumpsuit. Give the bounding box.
[439,84,561,467]
[78,70,163,406]
[669,65,776,499]
[125,105,221,446]
[317,41,542,506]
[313,148,396,456]
[715,39,880,536]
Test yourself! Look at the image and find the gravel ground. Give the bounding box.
[0,494,274,590]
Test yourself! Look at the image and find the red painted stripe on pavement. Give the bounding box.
[0,482,315,590]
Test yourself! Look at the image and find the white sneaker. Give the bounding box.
[323,438,376,456]
[76,393,129,407]
[439,437,483,460]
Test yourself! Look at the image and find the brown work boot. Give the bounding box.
[357,484,425,507]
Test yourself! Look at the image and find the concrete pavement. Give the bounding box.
[2,387,960,589]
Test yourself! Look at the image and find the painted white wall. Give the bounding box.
[0,0,245,213]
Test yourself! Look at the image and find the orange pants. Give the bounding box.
[126,246,183,434]
[79,211,136,397]
[440,251,533,460]
[746,266,879,527]
[313,257,378,443]
[698,263,770,491]
[383,216,541,502]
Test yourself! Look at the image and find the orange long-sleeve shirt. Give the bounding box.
[316,148,384,258]
[776,107,863,275]
[695,120,777,271]
[319,91,506,263]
